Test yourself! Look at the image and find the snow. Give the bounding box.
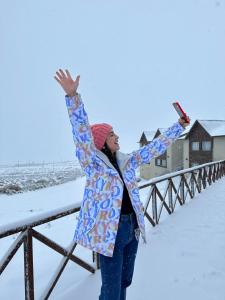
[131,178,225,300]
[0,202,81,238]
[0,161,84,195]
[1,172,225,299]
[178,125,191,139]
[143,131,156,142]
[198,120,225,137]
[0,176,86,225]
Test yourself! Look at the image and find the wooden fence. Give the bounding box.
[0,160,224,299]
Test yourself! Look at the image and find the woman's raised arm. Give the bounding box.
[54,69,96,176]
[127,118,190,170]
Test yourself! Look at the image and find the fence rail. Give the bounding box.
[140,160,225,226]
[0,160,225,299]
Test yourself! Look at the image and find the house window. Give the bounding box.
[156,159,161,166]
[155,158,167,168]
[202,141,211,151]
[191,142,200,151]
[161,159,167,167]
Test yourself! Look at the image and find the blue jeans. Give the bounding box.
[99,212,139,300]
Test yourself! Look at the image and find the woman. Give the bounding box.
[54,69,190,300]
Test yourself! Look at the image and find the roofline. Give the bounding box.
[185,120,199,139]
[185,120,225,139]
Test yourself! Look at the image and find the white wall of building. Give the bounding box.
[171,140,184,171]
[213,137,225,161]
[140,139,184,180]
[183,139,189,169]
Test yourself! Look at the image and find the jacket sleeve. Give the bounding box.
[128,122,185,169]
[65,94,96,175]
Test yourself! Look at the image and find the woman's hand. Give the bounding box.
[54,69,80,97]
[178,116,190,128]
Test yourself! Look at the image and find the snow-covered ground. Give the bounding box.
[0,174,225,300]
[0,161,84,194]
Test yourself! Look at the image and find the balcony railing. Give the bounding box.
[0,160,224,299]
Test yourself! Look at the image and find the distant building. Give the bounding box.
[183,120,225,168]
[139,127,188,180]
[139,120,225,180]
[139,131,156,147]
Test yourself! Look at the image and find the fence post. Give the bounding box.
[190,172,195,197]
[180,176,185,204]
[24,228,34,300]
[208,166,212,185]
[152,185,158,224]
[202,167,207,189]
[198,169,202,192]
[93,252,100,270]
[216,163,220,180]
[168,180,173,212]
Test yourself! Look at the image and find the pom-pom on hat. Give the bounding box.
[91,123,112,150]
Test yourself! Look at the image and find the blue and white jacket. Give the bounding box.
[66,94,184,257]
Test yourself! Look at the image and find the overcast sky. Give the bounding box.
[1,0,225,164]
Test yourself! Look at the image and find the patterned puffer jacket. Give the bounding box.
[66,94,184,257]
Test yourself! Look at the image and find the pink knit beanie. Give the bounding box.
[91,123,112,150]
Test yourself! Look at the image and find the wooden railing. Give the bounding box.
[0,160,224,299]
[0,204,96,300]
[139,160,225,226]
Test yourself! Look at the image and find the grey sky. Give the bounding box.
[1,0,225,164]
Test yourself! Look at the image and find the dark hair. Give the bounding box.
[101,142,116,162]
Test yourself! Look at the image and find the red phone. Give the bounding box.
[172,101,190,124]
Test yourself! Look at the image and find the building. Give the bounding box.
[183,120,225,168]
[139,127,188,179]
[139,120,225,180]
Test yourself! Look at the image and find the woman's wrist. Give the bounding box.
[67,91,78,98]
[178,119,186,128]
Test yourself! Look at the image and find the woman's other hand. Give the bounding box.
[178,116,190,128]
[54,69,80,97]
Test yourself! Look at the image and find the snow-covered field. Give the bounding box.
[0,161,84,195]
[0,171,225,300]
